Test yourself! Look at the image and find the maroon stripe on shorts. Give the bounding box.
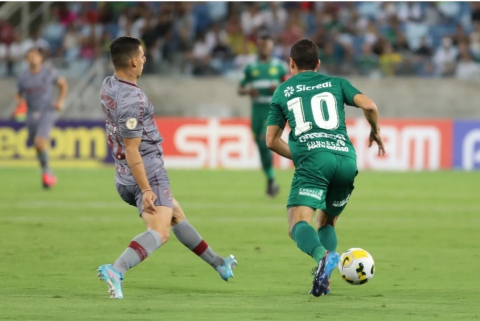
[192,240,208,256]
[129,241,148,261]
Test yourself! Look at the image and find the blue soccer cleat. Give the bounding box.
[215,255,238,281]
[97,264,124,299]
[324,251,340,294]
[309,255,330,297]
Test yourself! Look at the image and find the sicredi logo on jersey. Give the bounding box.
[284,82,332,97]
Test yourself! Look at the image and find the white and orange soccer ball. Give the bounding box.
[337,248,375,285]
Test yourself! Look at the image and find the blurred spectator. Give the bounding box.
[57,3,77,26]
[262,3,287,37]
[397,2,422,22]
[0,19,15,45]
[473,2,480,23]
[191,32,216,76]
[379,43,402,76]
[22,31,50,54]
[241,3,265,36]
[2,2,480,78]
[455,46,480,80]
[433,37,458,76]
[356,43,379,76]
[470,22,480,60]
[62,25,81,62]
[416,37,433,57]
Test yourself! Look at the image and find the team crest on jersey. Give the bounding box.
[163,189,172,201]
[269,66,278,76]
[251,69,259,77]
[284,86,294,97]
[126,118,138,130]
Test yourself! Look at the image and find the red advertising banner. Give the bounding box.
[157,118,453,171]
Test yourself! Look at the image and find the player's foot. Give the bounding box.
[309,255,330,297]
[215,255,237,281]
[97,264,124,299]
[42,173,57,189]
[324,251,340,294]
[266,179,280,198]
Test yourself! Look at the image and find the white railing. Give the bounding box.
[62,59,109,119]
[0,2,52,39]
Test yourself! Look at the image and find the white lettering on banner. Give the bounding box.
[167,119,258,169]
[348,118,441,171]
[462,129,480,170]
[162,118,445,170]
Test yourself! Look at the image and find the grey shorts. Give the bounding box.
[115,166,174,215]
[26,111,56,147]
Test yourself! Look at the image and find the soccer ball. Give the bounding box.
[337,248,375,285]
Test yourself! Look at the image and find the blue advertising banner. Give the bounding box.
[0,120,113,167]
[453,120,480,170]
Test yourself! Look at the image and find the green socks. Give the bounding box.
[318,225,337,252]
[292,221,326,263]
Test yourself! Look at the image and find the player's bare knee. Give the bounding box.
[317,210,337,229]
[34,137,47,152]
[171,198,186,226]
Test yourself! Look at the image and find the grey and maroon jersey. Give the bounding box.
[17,65,59,112]
[100,75,165,186]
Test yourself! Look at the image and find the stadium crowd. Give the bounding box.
[1,1,480,79]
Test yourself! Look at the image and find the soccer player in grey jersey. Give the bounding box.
[97,37,237,299]
[16,48,68,188]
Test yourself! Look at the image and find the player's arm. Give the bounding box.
[118,91,156,214]
[266,96,292,159]
[340,77,385,156]
[238,65,259,98]
[123,137,156,214]
[266,125,292,160]
[54,77,68,111]
[353,94,385,156]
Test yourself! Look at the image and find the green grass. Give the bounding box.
[0,168,479,321]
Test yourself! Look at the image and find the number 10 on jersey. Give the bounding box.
[287,92,339,135]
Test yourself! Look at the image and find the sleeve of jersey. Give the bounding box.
[267,91,287,129]
[117,90,145,139]
[239,65,250,87]
[340,78,362,107]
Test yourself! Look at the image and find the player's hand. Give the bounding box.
[53,100,65,111]
[369,130,386,156]
[142,190,157,215]
[249,89,259,98]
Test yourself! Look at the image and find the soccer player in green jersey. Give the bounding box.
[266,39,385,297]
[239,34,288,197]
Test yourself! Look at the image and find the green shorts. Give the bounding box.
[287,152,358,216]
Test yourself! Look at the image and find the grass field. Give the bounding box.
[0,168,479,321]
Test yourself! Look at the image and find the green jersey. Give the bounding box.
[240,58,288,108]
[267,71,362,166]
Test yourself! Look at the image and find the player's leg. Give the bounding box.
[318,154,358,251]
[317,155,358,292]
[35,111,57,188]
[171,198,237,281]
[98,180,174,299]
[252,116,278,197]
[287,205,325,263]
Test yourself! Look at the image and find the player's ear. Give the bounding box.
[289,57,295,69]
[316,59,321,70]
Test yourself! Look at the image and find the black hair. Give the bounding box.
[290,39,320,71]
[109,36,142,69]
